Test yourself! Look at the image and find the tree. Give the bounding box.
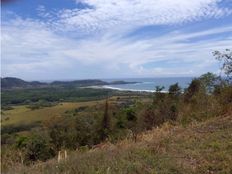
[75,115,100,146]
[142,105,165,130]
[124,107,138,142]
[49,117,78,150]
[199,72,218,93]
[168,83,181,99]
[153,86,165,105]
[101,100,111,141]
[184,79,202,102]
[167,83,181,121]
[213,49,232,78]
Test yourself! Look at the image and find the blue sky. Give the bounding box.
[1,0,232,80]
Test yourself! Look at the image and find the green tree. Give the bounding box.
[199,72,218,93]
[184,79,202,102]
[213,49,232,78]
[153,86,165,105]
[101,100,111,141]
[49,118,78,150]
[168,83,181,99]
[75,115,100,146]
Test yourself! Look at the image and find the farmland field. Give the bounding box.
[1,95,151,126]
[1,101,102,126]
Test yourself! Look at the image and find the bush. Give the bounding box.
[27,100,57,110]
[125,108,137,121]
[49,115,101,150]
[168,104,178,121]
[17,134,55,163]
[1,133,18,145]
[214,85,232,112]
[1,122,40,135]
[1,105,14,111]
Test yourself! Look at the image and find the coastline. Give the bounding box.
[83,85,168,93]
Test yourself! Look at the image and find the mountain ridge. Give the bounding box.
[1,77,138,90]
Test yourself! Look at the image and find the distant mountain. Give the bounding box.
[1,77,47,89]
[1,77,138,90]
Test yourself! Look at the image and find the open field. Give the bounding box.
[1,101,103,126]
[1,95,151,126]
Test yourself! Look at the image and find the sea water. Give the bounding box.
[102,77,194,92]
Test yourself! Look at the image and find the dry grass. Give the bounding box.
[4,114,232,174]
[1,95,151,126]
[1,101,105,126]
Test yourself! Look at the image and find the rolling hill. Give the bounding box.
[1,77,138,90]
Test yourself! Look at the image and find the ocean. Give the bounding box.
[102,77,194,92]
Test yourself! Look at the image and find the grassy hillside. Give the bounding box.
[4,114,232,174]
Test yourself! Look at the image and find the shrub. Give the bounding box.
[49,115,101,150]
[199,72,218,93]
[1,105,14,111]
[125,107,137,121]
[168,104,178,121]
[22,134,55,163]
[10,133,56,164]
[1,122,40,134]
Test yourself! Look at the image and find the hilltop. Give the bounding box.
[5,114,232,174]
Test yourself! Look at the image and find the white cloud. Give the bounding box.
[2,16,232,79]
[1,0,232,79]
[51,0,232,32]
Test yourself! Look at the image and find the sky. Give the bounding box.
[1,0,232,80]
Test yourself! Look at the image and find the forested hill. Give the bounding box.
[1,77,47,89]
[1,77,138,90]
[50,79,108,87]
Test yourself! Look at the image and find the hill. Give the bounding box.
[1,77,47,89]
[1,77,138,90]
[51,79,108,87]
[5,114,232,174]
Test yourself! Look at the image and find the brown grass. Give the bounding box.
[3,114,232,174]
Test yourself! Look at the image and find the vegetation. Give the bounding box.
[1,77,139,90]
[4,115,232,174]
[1,87,112,106]
[100,100,111,141]
[1,77,47,89]
[213,49,232,78]
[1,50,232,173]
